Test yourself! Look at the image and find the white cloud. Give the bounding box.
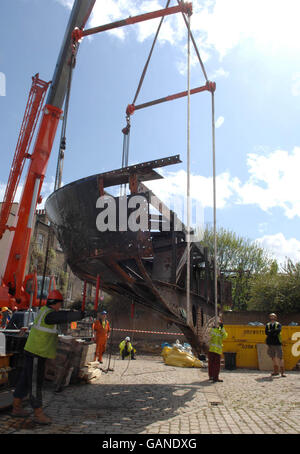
[144,146,300,222]
[0,183,24,206]
[38,178,56,208]
[215,116,224,128]
[55,0,73,9]
[209,67,229,79]
[193,0,300,60]
[255,233,300,265]
[88,0,137,40]
[56,0,300,65]
[236,147,300,218]
[147,169,240,210]
[0,178,56,209]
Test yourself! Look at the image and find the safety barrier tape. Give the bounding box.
[112,328,184,336]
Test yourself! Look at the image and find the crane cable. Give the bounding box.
[132,0,171,107]
[186,10,191,327]
[121,300,137,378]
[183,9,218,325]
[211,88,218,326]
[120,0,208,188]
[120,0,171,196]
[176,0,208,83]
[177,6,218,327]
[54,39,77,192]
[119,3,217,326]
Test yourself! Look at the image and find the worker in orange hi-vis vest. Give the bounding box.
[93,310,111,363]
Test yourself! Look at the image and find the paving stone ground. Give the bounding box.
[0,354,299,435]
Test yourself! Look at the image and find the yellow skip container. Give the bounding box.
[222,325,300,370]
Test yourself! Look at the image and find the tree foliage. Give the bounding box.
[201,227,273,310]
[248,259,300,313]
[201,227,300,313]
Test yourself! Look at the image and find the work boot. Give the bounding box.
[280,367,287,377]
[11,398,30,418]
[271,365,279,376]
[33,408,52,425]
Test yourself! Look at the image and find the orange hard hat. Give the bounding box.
[47,290,64,304]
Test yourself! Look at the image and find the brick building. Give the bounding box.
[0,202,84,305]
[28,208,84,304]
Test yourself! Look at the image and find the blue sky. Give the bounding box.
[1,0,300,265]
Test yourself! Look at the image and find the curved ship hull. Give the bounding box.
[45,155,231,355]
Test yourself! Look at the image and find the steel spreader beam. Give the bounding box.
[72,2,192,41]
[130,81,216,113]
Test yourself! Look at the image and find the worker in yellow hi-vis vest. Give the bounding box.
[265,313,286,377]
[11,290,85,425]
[119,336,136,360]
[208,319,228,382]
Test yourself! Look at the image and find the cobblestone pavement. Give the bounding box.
[0,355,299,435]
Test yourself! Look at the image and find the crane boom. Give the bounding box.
[46,0,95,109]
[0,74,49,240]
[0,0,192,309]
[0,0,96,308]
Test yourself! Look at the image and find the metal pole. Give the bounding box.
[94,275,100,313]
[186,12,191,326]
[81,4,192,38]
[211,90,218,325]
[39,225,52,307]
[81,280,87,312]
[27,272,36,328]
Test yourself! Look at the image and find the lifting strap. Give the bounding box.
[54,38,78,191]
[120,0,171,196]
[118,3,217,326]
[176,0,208,83]
[132,0,171,107]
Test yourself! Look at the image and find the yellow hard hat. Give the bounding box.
[1,307,8,312]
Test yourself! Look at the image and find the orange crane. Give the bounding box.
[0,0,194,312]
[0,0,96,310]
[0,74,49,310]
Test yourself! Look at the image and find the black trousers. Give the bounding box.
[13,351,46,409]
[208,351,221,380]
[122,348,135,360]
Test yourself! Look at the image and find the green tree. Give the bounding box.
[249,259,300,313]
[58,270,69,299]
[29,245,44,274]
[29,246,57,276]
[201,226,273,310]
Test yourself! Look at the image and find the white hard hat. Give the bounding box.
[125,336,130,342]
